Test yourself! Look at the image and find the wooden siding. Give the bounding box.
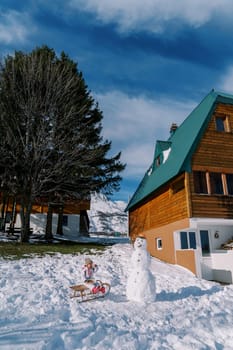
[188,192,233,218]
[190,102,233,218]
[176,249,196,275]
[129,174,189,239]
[31,200,90,214]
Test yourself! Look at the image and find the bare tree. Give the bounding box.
[0,46,125,242]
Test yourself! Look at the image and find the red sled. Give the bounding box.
[70,279,111,302]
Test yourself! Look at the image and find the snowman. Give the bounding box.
[126,236,156,302]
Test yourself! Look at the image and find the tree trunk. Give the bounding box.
[0,193,7,231]
[45,203,53,241]
[56,205,64,235]
[20,201,32,243]
[8,198,17,235]
[80,210,89,236]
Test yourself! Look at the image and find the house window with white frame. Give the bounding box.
[180,231,196,250]
[156,238,162,250]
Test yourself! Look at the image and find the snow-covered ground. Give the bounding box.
[1,243,233,350]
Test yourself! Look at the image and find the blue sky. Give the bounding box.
[1,0,233,202]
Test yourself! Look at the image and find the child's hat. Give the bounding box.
[85,258,93,265]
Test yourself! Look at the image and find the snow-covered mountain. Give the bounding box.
[88,192,128,234]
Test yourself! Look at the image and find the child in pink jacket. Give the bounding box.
[83,258,98,282]
[82,258,105,294]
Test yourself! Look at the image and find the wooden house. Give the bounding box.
[126,90,233,284]
[0,194,90,237]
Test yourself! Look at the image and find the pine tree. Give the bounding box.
[0,46,125,242]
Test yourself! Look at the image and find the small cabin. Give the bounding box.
[126,90,233,284]
[0,194,90,237]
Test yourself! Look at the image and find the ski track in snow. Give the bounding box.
[0,244,233,349]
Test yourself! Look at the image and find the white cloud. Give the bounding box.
[94,90,195,178]
[0,10,32,44]
[219,66,233,92]
[122,143,154,178]
[69,0,231,33]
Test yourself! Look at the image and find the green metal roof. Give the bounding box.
[126,90,233,211]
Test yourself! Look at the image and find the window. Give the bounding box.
[189,232,197,249]
[215,115,230,132]
[194,171,233,196]
[180,231,188,249]
[226,174,233,195]
[156,238,162,250]
[193,171,233,196]
[209,172,224,194]
[200,230,210,255]
[193,171,208,194]
[62,215,68,226]
[156,155,161,166]
[180,231,196,250]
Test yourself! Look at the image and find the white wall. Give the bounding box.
[200,257,214,281]
[194,220,233,283]
[190,218,233,247]
[174,218,233,283]
[211,250,233,283]
[12,213,81,237]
